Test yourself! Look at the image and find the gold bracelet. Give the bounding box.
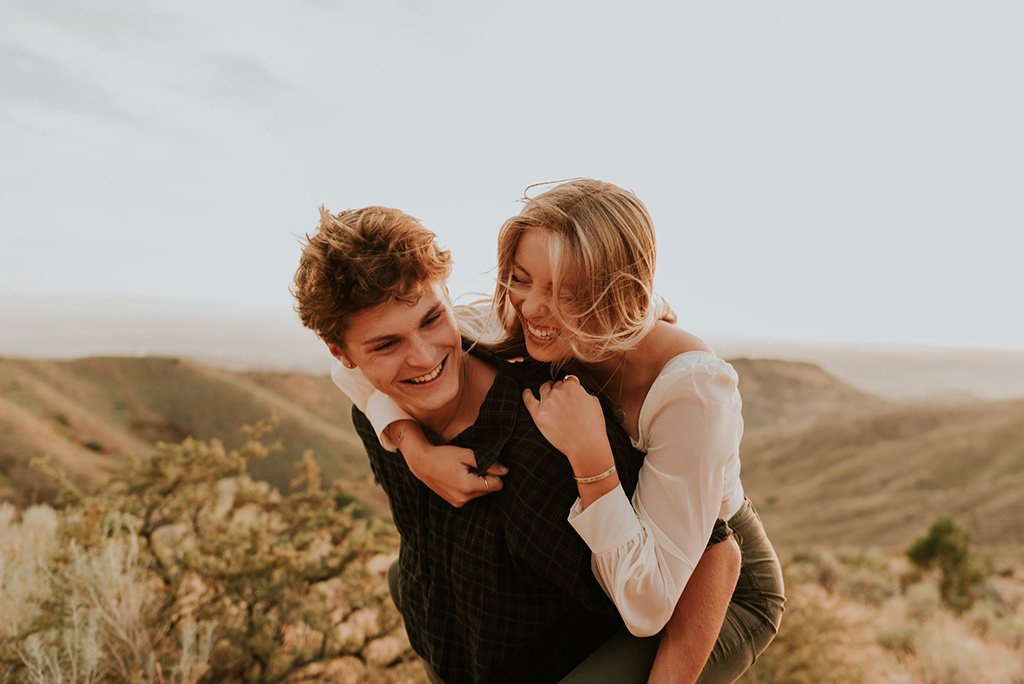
[573,464,616,484]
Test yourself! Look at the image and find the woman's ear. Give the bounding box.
[326,342,356,369]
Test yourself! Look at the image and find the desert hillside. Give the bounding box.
[3,354,1022,551]
[0,356,381,511]
[724,356,1024,547]
[3,354,1023,682]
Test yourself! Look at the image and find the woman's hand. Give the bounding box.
[522,377,614,477]
[388,420,507,507]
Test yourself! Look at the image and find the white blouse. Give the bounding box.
[330,351,746,637]
[567,351,745,636]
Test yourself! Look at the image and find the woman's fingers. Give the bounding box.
[538,380,554,399]
[522,387,540,418]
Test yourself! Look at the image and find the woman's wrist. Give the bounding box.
[573,463,616,484]
[568,446,615,480]
[389,420,430,460]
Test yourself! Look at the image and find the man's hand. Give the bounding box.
[388,419,507,507]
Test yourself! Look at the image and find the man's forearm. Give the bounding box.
[648,536,740,684]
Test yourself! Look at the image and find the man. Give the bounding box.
[292,206,737,683]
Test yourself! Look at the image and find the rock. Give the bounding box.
[285,656,366,683]
[230,503,266,529]
[282,620,325,656]
[151,522,192,567]
[363,630,411,666]
[334,619,366,653]
[366,552,398,575]
[348,606,383,638]
[314,577,352,622]
[206,478,237,520]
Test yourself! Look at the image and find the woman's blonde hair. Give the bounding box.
[493,178,675,363]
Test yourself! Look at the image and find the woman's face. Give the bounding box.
[506,229,578,363]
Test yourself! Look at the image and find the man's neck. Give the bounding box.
[415,353,498,444]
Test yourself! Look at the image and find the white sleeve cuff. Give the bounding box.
[365,391,414,452]
[568,487,645,556]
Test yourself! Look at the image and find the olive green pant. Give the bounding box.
[560,498,785,683]
[388,498,784,683]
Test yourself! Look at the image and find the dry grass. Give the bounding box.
[743,546,1024,683]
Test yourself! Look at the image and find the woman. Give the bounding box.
[338,179,784,682]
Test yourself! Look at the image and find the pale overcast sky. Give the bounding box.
[2,0,1022,349]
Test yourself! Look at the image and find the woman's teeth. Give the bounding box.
[407,360,444,384]
[527,322,559,340]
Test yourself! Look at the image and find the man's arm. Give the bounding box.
[648,536,740,684]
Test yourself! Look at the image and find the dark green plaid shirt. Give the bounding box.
[353,353,645,684]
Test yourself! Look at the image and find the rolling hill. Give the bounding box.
[2,354,1021,549]
[0,356,382,511]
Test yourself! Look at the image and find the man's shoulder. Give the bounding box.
[493,356,553,393]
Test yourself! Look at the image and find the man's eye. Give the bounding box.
[423,313,441,327]
[373,341,397,352]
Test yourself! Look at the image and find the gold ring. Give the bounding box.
[562,374,580,384]
[482,476,489,491]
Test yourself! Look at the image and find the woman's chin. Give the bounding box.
[524,338,566,363]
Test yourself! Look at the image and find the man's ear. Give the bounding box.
[326,342,356,369]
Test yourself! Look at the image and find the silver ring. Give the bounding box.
[482,475,490,491]
[562,374,580,384]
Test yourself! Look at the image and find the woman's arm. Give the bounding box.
[524,358,741,636]
[331,359,506,505]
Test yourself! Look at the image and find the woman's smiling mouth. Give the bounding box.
[525,321,560,342]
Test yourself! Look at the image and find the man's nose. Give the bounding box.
[406,333,435,367]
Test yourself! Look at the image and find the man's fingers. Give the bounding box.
[451,446,480,470]
[455,471,504,504]
[478,473,504,494]
[484,462,509,476]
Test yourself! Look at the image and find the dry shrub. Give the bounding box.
[785,549,842,592]
[0,422,413,683]
[740,584,863,684]
[966,600,1024,651]
[904,580,943,622]
[837,566,899,606]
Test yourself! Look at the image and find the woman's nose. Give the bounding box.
[520,288,550,320]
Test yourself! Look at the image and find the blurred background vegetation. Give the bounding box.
[1,355,1022,682]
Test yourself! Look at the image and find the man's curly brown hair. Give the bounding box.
[291,206,453,346]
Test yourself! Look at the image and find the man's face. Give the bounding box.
[335,281,463,422]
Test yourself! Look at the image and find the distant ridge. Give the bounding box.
[5,294,1024,400]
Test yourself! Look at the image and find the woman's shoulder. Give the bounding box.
[640,324,738,389]
[642,323,714,370]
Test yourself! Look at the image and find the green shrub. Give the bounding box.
[906,517,984,612]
